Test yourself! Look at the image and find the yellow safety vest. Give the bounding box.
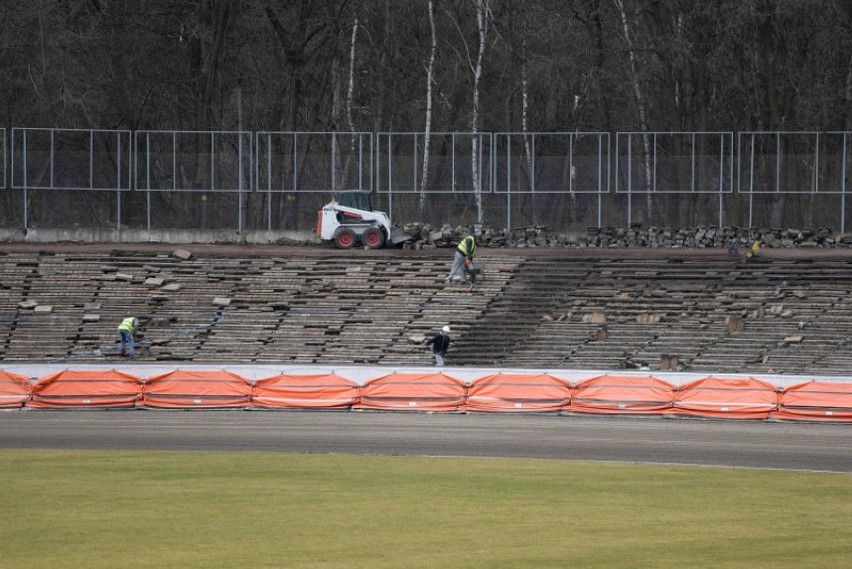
[457,235,476,258]
[118,317,137,332]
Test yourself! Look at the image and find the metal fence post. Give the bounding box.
[23,130,28,229]
[507,135,512,231]
[842,133,848,234]
[117,132,122,230]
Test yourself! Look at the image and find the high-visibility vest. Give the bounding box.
[118,317,137,332]
[457,235,476,258]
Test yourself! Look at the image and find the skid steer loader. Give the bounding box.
[316,191,411,249]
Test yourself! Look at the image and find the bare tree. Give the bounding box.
[471,0,491,224]
[265,1,334,131]
[346,15,360,134]
[418,0,438,217]
[613,0,652,224]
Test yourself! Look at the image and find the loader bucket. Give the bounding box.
[390,226,412,245]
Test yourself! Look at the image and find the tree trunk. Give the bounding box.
[521,35,535,224]
[420,0,437,217]
[615,0,653,225]
[471,0,490,224]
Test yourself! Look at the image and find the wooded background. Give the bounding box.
[4,0,851,132]
[2,0,852,233]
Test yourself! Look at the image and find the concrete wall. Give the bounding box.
[0,228,318,245]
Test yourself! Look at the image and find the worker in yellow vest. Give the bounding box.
[745,240,762,260]
[117,316,139,358]
[446,233,476,286]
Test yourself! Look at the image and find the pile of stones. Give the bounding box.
[400,223,852,249]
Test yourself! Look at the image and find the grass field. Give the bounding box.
[1,450,850,568]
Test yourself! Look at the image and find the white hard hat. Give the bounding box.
[442,325,451,333]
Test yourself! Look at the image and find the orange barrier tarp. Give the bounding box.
[771,381,852,422]
[466,372,571,412]
[355,372,466,412]
[143,369,252,409]
[668,376,779,420]
[28,369,142,408]
[252,373,359,409]
[0,370,32,408]
[569,374,675,415]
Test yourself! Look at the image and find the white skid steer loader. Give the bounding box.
[316,191,411,249]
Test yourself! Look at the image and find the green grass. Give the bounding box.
[1,450,850,569]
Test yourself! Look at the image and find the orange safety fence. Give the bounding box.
[28,369,143,408]
[771,381,852,422]
[667,376,779,420]
[6,367,852,421]
[252,373,359,409]
[466,372,571,412]
[355,372,467,412]
[0,370,32,408]
[143,369,252,409]
[569,374,675,415]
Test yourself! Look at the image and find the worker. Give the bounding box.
[446,232,476,285]
[117,316,139,358]
[425,325,451,366]
[745,240,762,260]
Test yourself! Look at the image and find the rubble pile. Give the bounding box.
[399,223,852,250]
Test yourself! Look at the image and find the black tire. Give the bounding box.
[362,226,386,249]
[335,228,356,248]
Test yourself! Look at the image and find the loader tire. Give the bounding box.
[335,228,356,248]
[362,227,386,249]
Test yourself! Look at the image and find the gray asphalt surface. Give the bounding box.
[1,410,850,473]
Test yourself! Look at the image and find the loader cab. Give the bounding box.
[317,189,408,249]
[337,190,373,212]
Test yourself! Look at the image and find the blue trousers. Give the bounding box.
[119,330,135,356]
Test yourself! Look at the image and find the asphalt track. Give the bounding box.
[1,410,850,473]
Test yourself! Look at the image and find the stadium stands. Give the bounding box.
[2,247,852,379]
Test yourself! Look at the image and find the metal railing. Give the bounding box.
[495,132,609,228]
[738,132,852,231]
[11,128,132,230]
[616,132,734,228]
[2,128,851,234]
[255,131,372,231]
[134,130,252,231]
